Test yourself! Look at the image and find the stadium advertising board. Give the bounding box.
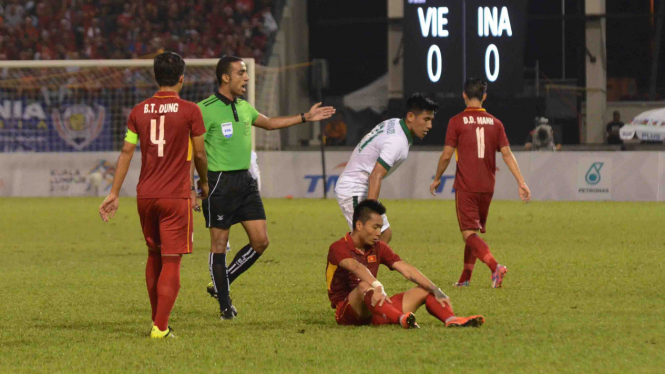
[0,99,112,152]
[577,158,613,200]
[1,152,663,201]
[403,0,527,95]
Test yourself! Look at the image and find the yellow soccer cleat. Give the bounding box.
[150,325,175,339]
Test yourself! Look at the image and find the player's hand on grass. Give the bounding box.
[99,194,119,222]
[372,286,391,307]
[306,102,336,122]
[430,180,441,196]
[519,182,531,203]
[198,179,209,199]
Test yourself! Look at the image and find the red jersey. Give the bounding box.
[127,91,206,199]
[326,233,402,308]
[445,107,510,193]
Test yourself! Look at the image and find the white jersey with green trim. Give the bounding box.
[335,118,413,197]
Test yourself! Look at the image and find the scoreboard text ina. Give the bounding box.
[404,0,527,95]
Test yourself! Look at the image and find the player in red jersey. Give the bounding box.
[99,52,209,338]
[430,78,531,288]
[327,199,485,328]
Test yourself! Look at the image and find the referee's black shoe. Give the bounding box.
[220,307,236,320]
[207,283,238,318]
[224,298,238,318]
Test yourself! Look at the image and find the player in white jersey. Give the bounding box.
[335,93,439,243]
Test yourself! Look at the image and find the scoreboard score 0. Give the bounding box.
[403,0,527,95]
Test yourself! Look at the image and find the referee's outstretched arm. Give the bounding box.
[253,102,336,131]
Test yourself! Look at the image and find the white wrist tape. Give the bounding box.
[371,281,387,296]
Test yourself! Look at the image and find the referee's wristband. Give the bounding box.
[301,113,307,123]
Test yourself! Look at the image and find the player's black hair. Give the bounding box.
[153,51,186,87]
[352,199,387,229]
[464,78,488,101]
[216,56,244,85]
[405,93,439,117]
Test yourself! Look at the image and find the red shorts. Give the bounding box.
[455,190,493,233]
[137,198,193,254]
[334,293,405,326]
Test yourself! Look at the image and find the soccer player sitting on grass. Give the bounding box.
[326,200,485,328]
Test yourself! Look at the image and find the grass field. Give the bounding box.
[0,198,664,373]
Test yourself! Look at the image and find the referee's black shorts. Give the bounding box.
[202,170,266,229]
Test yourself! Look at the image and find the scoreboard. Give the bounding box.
[403,0,527,95]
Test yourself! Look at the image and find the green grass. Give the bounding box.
[0,198,664,373]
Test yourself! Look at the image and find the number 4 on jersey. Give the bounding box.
[151,115,166,157]
[476,127,485,159]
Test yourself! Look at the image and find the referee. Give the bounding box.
[198,56,335,320]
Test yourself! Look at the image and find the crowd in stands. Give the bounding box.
[0,0,279,61]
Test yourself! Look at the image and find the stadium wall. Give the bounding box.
[1,152,664,202]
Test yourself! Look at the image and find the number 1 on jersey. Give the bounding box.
[150,115,166,157]
[476,127,485,158]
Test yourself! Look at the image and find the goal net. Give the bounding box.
[0,58,283,152]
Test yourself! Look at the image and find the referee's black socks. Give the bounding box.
[228,244,261,284]
[209,253,231,310]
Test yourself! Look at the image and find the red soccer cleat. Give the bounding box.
[445,315,485,328]
[399,312,419,329]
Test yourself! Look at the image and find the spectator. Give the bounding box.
[4,3,25,28]
[0,0,278,62]
[525,117,560,151]
[606,111,624,145]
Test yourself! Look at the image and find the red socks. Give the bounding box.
[145,251,162,322]
[153,256,182,331]
[457,243,477,283]
[363,289,402,324]
[425,294,455,323]
[466,234,498,273]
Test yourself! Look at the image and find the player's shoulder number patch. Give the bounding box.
[221,122,233,138]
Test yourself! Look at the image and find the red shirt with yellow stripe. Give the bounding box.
[125,91,206,199]
[326,233,401,308]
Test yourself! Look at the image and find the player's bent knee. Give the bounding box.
[414,286,431,301]
[211,240,229,254]
[252,237,269,253]
[462,230,477,243]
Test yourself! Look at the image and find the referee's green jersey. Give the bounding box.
[197,92,259,172]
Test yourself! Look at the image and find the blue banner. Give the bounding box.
[0,99,112,152]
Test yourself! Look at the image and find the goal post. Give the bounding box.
[0,58,269,152]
